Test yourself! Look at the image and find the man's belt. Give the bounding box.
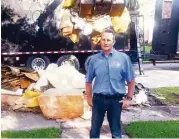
[93,93,124,99]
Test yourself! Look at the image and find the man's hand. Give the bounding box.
[86,83,93,107]
[120,79,135,109]
[87,97,93,107]
[119,99,131,109]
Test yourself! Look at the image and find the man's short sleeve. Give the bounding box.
[124,55,135,83]
[86,59,95,83]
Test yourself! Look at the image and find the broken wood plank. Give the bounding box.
[19,78,32,89]
[2,78,19,83]
[22,72,39,81]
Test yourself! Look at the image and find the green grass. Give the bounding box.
[1,127,61,138]
[152,87,179,105]
[126,120,179,138]
[143,45,152,53]
[141,45,152,61]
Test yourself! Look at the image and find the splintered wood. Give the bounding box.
[1,65,39,91]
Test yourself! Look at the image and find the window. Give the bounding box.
[162,0,173,19]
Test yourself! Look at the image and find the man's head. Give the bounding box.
[100,28,116,53]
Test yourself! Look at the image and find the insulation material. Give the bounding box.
[2,0,131,49]
[59,9,73,30]
[38,94,84,119]
[62,0,77,8]
[111,7,131,33]
[33,64,58,91]
[34,64,85,93]
[47,65,85,94]
[36,64,85,119]
[61,4,130,44]
[14,90,41,108]
[91,35,101,46]
[69,30,80,43]
[23,90,41,97]
[61,26,74,36]
[25,97,39,108]
[14,90,40,108]
[93,15,112,33]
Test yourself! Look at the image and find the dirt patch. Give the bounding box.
[148,95,167,106]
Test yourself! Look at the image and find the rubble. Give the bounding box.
[132,89,148,105]
[130,83,151,106]
[1,89,22,96]
[1,64,86,119]
[2,64,170,120]
[1,65,39,91]
[1,94,21,106]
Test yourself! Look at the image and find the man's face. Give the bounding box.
[100,32,115,52]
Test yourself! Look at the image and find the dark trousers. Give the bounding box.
[90,94,123,139]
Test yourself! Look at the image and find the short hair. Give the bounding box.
[101,27,116,41]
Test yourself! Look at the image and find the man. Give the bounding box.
[86,28,136,138]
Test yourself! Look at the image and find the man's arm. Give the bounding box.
[85,57,95,107]
[85,82,93,107]
[120,54,136,108]
[126,79,136,99]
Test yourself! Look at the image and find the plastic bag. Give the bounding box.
[23,90,41,97]
[15,90,41,108]
[26,97,39,107]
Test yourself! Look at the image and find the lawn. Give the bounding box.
[126,120,179,138]
[1,127,61,138]
[151,87,179,105]
[143,45,152,53]
[142,45,152,61]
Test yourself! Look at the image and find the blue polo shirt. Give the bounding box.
[86,49,135,95]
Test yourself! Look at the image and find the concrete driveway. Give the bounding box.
[134,63,179,88]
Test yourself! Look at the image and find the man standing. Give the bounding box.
[86,28,136,138]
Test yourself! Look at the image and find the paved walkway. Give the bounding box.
[2,105,179,138]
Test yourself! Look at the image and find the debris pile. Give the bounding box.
[1,64,85,119]
[2,64,165,119]
[1,65,38,91]
[131,83,150,106]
